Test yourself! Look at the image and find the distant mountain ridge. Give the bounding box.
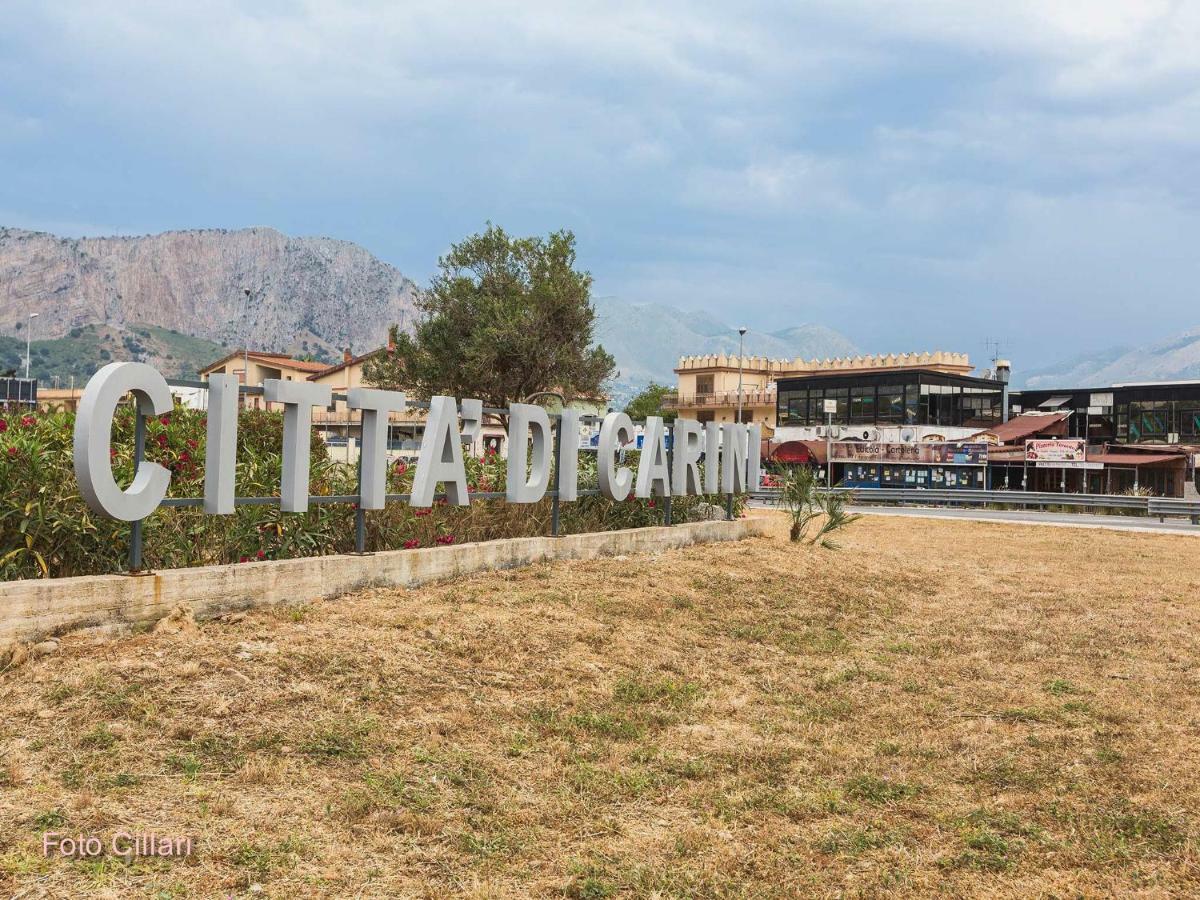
[0,226,419,366]
[591,296,860,390]
[1023,327,1200,389]
[0,225,862,399]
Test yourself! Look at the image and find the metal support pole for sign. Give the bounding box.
[664,439,673,526]
[725,492,734,520]
[550,420,561,537]
[354,507,366,553]
[128,411,146,573]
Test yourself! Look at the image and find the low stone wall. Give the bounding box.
[0,518,770,646]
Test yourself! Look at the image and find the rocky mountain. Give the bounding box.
[0,227,419,366]
[1023,328,1200,389]
[591,296,860,402]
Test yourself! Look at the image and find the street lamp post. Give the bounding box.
[736,327,747,424]
[24,312,39,379]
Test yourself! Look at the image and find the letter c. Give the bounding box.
[73,362,173,521]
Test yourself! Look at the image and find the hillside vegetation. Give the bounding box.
[0,323,229,382]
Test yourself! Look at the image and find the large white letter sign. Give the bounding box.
[507,403,553,502]
[635,416,671,498]
[203,374,240,514]
[556,408,581,502]
[263,379,332,512]
[720,423,749,493]
[598,412,634,501]
[411,395,470,506]
[671,418,703,496]
[73,362,173,521]
[747,423,763,492]
[348,387,407,510]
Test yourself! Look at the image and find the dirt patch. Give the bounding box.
[2,514,1198,897]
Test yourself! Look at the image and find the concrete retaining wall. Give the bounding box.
[0,518,770,645]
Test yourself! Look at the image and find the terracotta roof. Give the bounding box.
[308,348,385,381]
[972,412,1069,445]
[1087,451,1185,466]
[200,350,330,375]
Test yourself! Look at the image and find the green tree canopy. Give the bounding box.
[623,382,677,423]
[364,225,615,415]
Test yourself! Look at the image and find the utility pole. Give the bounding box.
[826,404,833,486]
[242,289,253,406]
[24,312,39,379]
[736,327,747,424]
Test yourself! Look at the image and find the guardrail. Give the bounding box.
[750,487,1200,524]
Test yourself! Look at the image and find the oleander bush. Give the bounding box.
[0,405,742,580]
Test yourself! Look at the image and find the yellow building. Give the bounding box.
[199,351,330,410]
[666,351,974,435]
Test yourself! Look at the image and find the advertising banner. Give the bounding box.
[830,441,988,465]
[1025,438,1086,463]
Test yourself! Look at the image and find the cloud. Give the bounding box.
[1,1,1197,369]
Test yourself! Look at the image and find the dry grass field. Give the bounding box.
[2,513,1199,898]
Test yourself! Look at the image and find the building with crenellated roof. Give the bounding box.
[665,351,977,435]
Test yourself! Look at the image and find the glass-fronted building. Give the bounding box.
[776,369,1005,432]
[1012,382,1200,444]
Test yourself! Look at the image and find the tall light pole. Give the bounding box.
[24,312,39,379]
[736,327,747,424]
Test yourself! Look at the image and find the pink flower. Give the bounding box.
[239,555,250,563]
[394,461,408,474]
[19,416,34,427]
[435,534,456,545]
[414,508,431,517]
[7,446,17,458]
[256,550,266,560]
[186,439,198,450]
[648,500,656,508]
[156,434,168,448]
[0,419,7,433]
[179,451,190,462]
[403,538,420,549]
[159,415,171,425]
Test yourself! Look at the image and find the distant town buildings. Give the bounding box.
[667,349,1199,498]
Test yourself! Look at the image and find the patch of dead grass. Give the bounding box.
[1,513,1199,896]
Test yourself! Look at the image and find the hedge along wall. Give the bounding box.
[0,517,770,646]
[1,406,746,581]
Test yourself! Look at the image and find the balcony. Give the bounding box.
[663,389,777,410]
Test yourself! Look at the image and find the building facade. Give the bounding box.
[1011,382,1200,445]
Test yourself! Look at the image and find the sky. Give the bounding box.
[2,1,1198,371]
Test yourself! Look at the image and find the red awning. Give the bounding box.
[768,440,825,464]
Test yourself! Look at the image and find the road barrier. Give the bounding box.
[750,487,1200,524]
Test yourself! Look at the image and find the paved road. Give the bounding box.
[750,500,1200,536]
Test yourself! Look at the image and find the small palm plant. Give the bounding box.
[778,466,861,549]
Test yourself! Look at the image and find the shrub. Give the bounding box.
[0,405,743,579]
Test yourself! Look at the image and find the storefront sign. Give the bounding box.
[831,441,988,465]
[72,362,761,521]
[1025,438,1086,463]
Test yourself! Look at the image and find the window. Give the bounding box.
[1183,409,1200,437]
[877,386,904,423]
[1129,401,1168,440]
[695,375,714,396]
[778,389,807,426]
[827,388,849,424]
[849,386,876,424]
